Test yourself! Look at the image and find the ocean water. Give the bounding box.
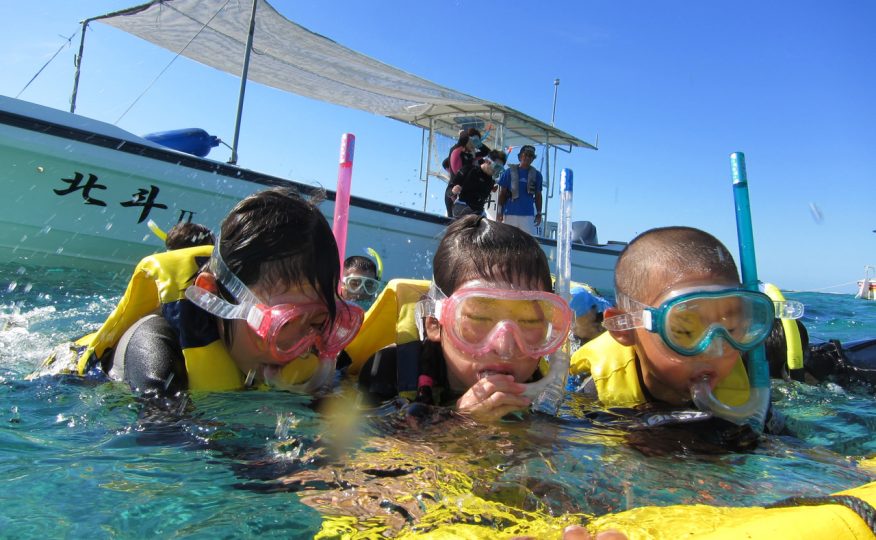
[1,263,874,538]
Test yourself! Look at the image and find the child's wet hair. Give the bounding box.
[432,215,552,294]
[217,188,340,322]
[165,222,215,250]
[615,226,739,303]
[344,255,377,277]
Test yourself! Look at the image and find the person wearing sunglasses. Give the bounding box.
[341,255,382,310]
[571,226,803,415]
[39,188,364,397]
[357,215,572,422]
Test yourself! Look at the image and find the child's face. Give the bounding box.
[225,280,327,375]
[573,309,603,342]
[427,278,545,392]
[630,277,743,405]
[341,268,378,301]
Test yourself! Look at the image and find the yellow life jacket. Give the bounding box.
[34,245,319,391]
[380,480,876,539]
[570,332,751,407]
[344,278,433,376]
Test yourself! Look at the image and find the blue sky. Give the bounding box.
[1,1,874,293]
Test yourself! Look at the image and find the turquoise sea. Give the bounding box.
[1,263,875,538]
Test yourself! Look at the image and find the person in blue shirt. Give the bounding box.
[496,145,543,235]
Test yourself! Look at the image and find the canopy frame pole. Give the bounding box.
[423,117,434,212]
[418,127,426,182]
[549,78,560,199]
[542,78,561,233]
[70,19,92,113]
[228,0,259,165]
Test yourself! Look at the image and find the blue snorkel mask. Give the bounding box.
[490,160,505,180]
[603,285,803,357]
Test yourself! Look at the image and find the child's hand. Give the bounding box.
[456,374,530,421]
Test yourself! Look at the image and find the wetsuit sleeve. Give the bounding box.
[357,346,400,404]
[113,315,188,396]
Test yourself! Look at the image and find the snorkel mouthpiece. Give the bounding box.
[690,374,770,426]
[262,356,337,394]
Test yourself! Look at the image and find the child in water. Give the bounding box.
[572,226,801,412]
[340,254,381,310]
[164,221,215,250]
[358,215,572,422]
[39,188,363,397]
[568,286,612,354]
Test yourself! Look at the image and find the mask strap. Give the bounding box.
[184,240,265,328]
[208,241,264,307]
[414,280,446,340]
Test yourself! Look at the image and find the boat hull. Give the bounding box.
[0,96,622,291]
[856,281,876,300]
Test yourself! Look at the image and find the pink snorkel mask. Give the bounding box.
[185,243,363,364]
[417,283,573,360]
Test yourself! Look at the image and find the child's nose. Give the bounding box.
[702,337,725,357]
[490,325,519,359]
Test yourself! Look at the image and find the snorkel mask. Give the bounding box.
[603,285,803,357]
[185,243,364,365]
[343,275,382,297]
[489,160,505,180]
[417,283,572,361]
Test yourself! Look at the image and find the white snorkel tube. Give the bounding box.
[524,168,574,415]
[690,152,770,431]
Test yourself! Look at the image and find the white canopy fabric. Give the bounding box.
[92,0,595,150]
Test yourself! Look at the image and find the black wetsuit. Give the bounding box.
[109,314,188,396]
[358,341,450,406]
[443,144,491,217]
[805,339,876,389]
[450,162,495,217]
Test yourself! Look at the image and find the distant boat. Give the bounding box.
[0,0,624,291]
[855,266,876,300]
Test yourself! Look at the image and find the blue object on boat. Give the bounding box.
[143,128,220,157]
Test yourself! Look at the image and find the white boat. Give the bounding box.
[0,0,624,291]
[855,266,876,300]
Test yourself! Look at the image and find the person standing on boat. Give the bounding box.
[496,145,543,235]
[442,128,491,216]
[449,150,507,218]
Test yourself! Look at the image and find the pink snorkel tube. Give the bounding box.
[332,133,355,274]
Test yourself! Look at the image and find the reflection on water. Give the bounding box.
[0,263,875,537]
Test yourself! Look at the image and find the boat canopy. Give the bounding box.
[88,0,595,151]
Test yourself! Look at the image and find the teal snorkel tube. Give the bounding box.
[690,152,770,431]
[525,168,573,415]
